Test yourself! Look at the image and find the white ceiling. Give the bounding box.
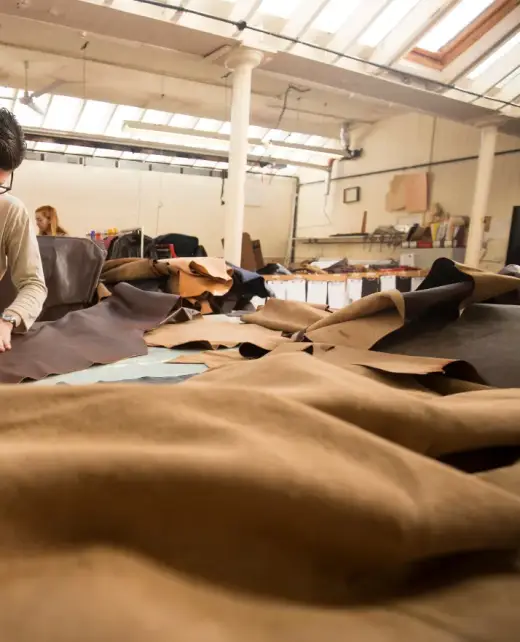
[0,0,518,173]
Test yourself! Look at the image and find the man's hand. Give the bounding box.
[0,320,13,352]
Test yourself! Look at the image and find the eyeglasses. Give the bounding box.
[0,173,13,195]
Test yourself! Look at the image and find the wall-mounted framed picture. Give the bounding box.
[343,186,361,204]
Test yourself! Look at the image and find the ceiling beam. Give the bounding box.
[23,126,325,169]
[23,124,326,169]
[123,120,343,156]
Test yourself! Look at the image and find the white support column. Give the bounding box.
[224,47,263,266]
[465,126,498,267]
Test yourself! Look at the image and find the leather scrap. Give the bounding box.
[376,302,520,388]
[168,349,245,370]
[0,284,181,383]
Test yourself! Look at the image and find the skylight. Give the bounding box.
[496,65,520,88]
[13,91,50,128]
[195,118,222,132]
[43,95,83,131]
[467,30,520,79]
[359,0,422,48]
[75,101,116,134]
[258,0,300,20]
[313,0,362,34]
[169,113,200,128]
[417,0,495,52]
[141,109,172,125]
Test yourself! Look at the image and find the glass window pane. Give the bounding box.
[358,0,422,47]
[313,0,362,34]
[43,95,84,131]
[75,100,116,134]
[141,109,173,125]
[417,0,494,52]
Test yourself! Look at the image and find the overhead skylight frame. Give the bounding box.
[407,0,517,70]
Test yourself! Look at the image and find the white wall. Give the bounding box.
[13,159,296,263]
[296,113,520,269]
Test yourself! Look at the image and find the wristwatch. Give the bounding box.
[0,313,17,327]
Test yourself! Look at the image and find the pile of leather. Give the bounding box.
[3,257,520,640]
[101,256,270,314]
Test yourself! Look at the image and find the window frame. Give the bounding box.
[406,0,518,70]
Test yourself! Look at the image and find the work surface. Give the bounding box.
[31,347,206,385]
[31,314,241,385]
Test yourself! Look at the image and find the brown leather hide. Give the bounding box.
[0,236,105,321]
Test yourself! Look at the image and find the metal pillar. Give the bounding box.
[465,126,498,267]
[224,47,264,265]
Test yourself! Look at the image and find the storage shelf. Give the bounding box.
[293,237,463,249]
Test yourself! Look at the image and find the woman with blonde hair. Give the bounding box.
[35,205,68,236]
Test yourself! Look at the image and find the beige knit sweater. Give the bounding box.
[0,194,47,330]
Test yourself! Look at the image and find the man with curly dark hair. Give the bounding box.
[0,108,47,352]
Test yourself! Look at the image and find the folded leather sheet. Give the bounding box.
[145,317,288,350]
[0,284,180,383]
[265,342,483,381]
[376,302,520,388]
[102,257,233,298]
[2,353,520,641]
[242,260,520,356]
[243,298,331,333]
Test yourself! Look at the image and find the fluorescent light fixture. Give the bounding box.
[467,31,520,79]
[313,0,362,34]
[104,105,143,137]
[417,0,494,52]
[43,95,84,131]
[258,0,301,19]
[358,0,422,47]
